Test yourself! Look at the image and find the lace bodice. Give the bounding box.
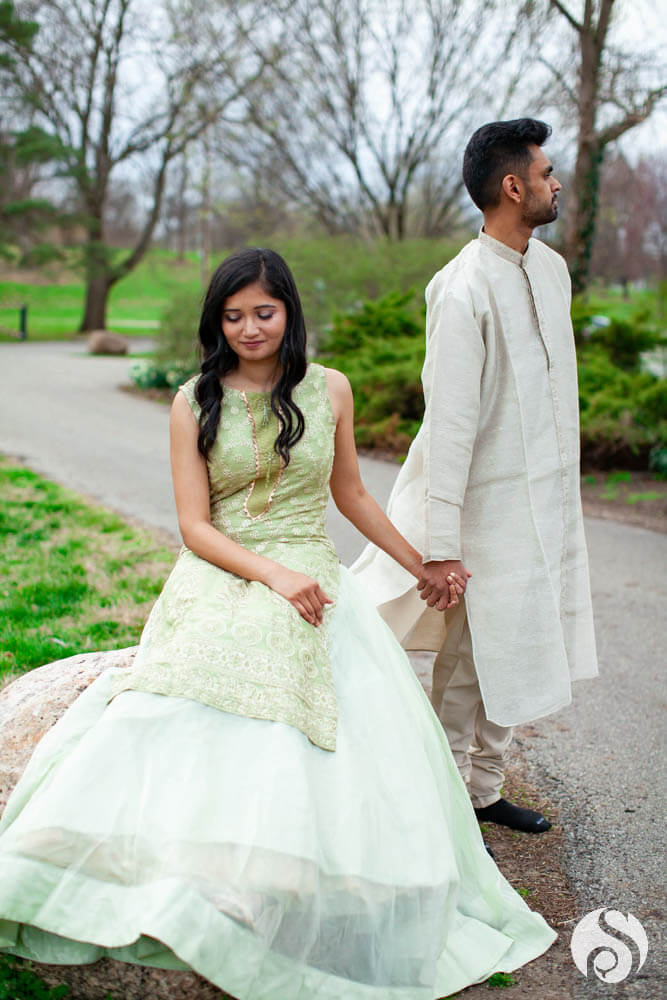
[110,364,342,750]
[179,364,337,584]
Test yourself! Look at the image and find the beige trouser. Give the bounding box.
[431,600,512,809]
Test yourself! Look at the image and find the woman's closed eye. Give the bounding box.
[223,311,275,322]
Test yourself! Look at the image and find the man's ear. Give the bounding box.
[501,173,522,205]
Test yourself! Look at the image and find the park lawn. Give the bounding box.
[579,283,662,324]
[1,239,662,344]
[0,248,201,341]
[0,458,176,684]
[0,238,470,342]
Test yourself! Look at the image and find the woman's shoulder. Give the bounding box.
[307,363,349,391]
[305,364,351,425]
[320,366,351,405]
[178,374,201,416]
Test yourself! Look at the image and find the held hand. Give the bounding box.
[417,560,472,611]
[263,566,333,627]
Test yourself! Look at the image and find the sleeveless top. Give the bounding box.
[110,364,341,750]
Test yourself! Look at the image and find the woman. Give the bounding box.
[0,249,555,998]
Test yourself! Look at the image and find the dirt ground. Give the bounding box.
[409,656,584,999]
[451,767,580,999]
[580,470,666,534]
[359,447,667,536]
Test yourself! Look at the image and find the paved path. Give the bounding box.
[1,340,665,995]
[0,340,396,560]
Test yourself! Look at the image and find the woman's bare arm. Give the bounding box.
[170,391,331,626]
[325,368,466,607]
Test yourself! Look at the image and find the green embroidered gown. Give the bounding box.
[0,364,556,998]
[112,364,341,750]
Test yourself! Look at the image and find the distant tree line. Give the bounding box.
[1,0,665,329]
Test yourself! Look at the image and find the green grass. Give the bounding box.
[577,283,662,325]
[1,239,663,346]
[0,956,69,999]
[0,458,176,683]
[626,490,662,503]
[0,249,201,340]
[0,238,467,343]
[487,972,515,988]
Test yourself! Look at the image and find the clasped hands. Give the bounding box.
[417,559,471,611]
[266,559,471,628]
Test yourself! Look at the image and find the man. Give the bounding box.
[353,118,598,833]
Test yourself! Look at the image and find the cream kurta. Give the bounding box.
[353,231,598,727]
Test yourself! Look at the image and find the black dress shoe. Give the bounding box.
[474,797,552,834]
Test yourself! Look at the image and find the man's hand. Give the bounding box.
[417,560,472,611]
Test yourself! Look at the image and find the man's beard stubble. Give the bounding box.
[521,197,558,230]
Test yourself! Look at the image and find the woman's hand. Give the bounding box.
[263,566,333,627]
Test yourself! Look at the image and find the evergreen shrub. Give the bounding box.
[577,345,666,468]
[320,288,666,466]
[146,268,666,469]
[128,359,197,390]
[588,314,665,372]
[318,291,426,450]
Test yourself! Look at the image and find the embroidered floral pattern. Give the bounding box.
[110,365,340,750]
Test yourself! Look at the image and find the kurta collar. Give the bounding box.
[478,228,531,268]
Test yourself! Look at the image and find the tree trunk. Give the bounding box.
[564,21,602,296]
[79,270,113,331]
[565,139,604,296]
[79,228,113,332]
[78,201,114,332]
[199,131,211,287]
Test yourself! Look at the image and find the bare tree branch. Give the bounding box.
[544,0,667,291]
[3,0,274,327]
[597,83,667,145]
[228,0,531,239]
[549,0,582,33]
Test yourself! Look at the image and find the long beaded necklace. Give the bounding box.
[240,390,284,521]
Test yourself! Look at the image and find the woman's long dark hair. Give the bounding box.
[194,248,307,464]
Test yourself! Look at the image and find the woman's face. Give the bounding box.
[221,282,287,366]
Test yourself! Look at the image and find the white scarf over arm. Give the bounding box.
[352,232,598,726]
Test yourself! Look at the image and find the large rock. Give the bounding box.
[0,648,137,816]
[0,649,231,1000]
[87,330,129,355]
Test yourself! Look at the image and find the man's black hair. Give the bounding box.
[462,118,552,211]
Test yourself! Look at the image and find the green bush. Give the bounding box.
[318,291,426,450]
[128,358,197,390]
[588,314,665,372]
[323,290,424,353]
[145,258,666,469]
[319,288,666,466]
[128,285,201,391]
[649,444,667,480]
[572,293,666,369]
[156,286,201,365]
[577,345,666,467]
[273,235,462,342]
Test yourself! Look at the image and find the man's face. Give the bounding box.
[520,145,561,228]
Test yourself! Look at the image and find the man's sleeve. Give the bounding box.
[422,287,485,562]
